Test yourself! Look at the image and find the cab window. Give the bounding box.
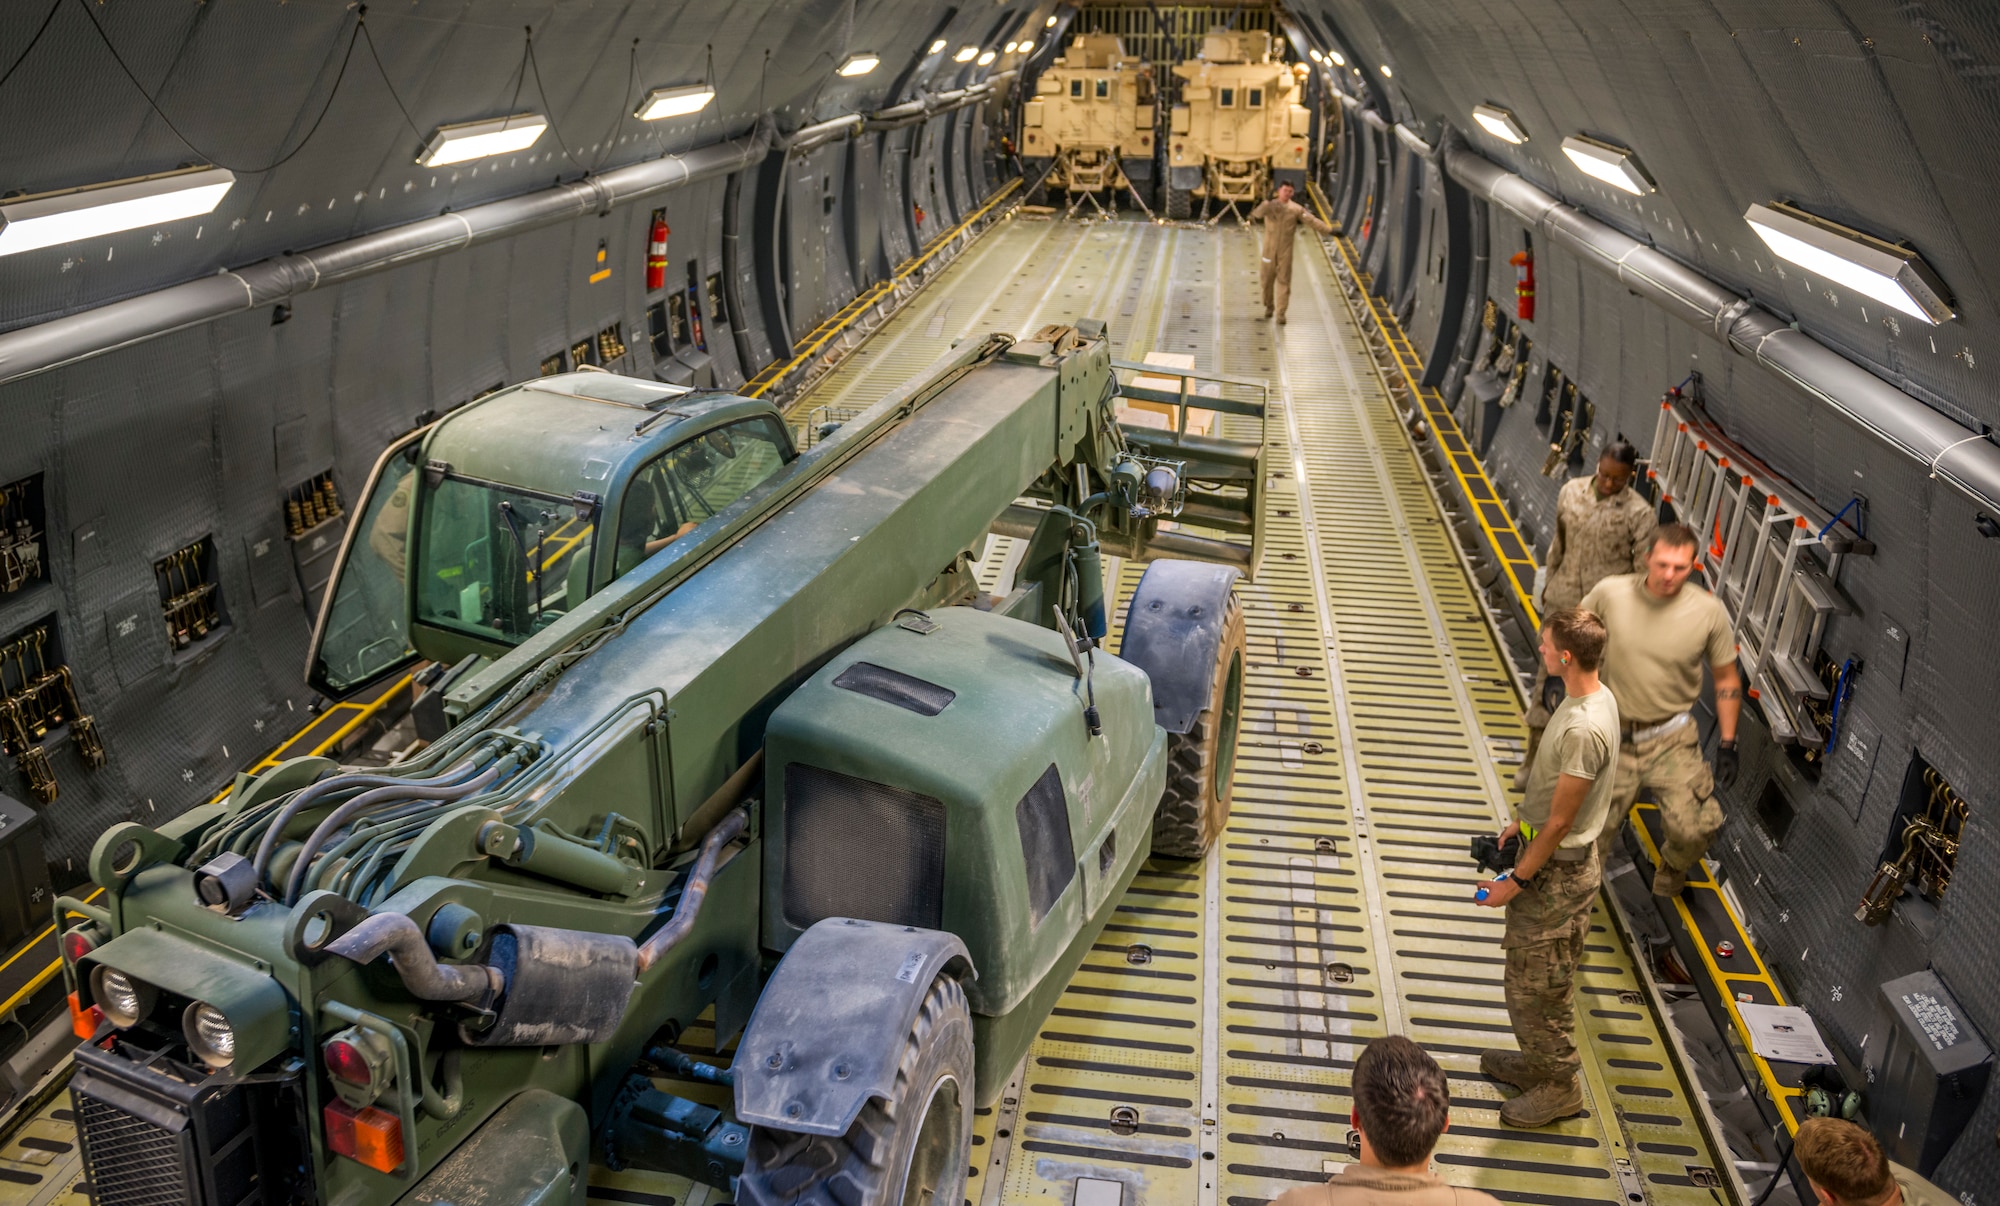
[310,433,424,696]
[614,417,791,578]
[1219,87,1236,108]
[1247,87,1263,108]
[1069,78,1085,100]
[415,478,596,645]
[1094,78,1109,100]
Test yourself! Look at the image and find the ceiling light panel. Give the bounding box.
[1560,134,1653,195]
[838,53,879,77]
[635,85,716,121]
[977,49,996,65]
[954,45,978,62]
[1745,201,1955,324]
[929,39,947,54]
[1330,50,1345,66]
[0,166,234,256]
[1471,103,1527,145]
[418,114,547,166]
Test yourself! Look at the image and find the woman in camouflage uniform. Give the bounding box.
[1515,441,1654,789]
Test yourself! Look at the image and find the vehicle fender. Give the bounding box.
[403,1089,588,1206]
[734,918,975,1137]
[1118,559,1242,735]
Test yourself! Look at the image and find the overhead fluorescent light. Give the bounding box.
[1561,134,1653,195]
[1018,39,1035,54]
[1379,64,1392,77]
[929,39,947,54]
[635,85,716,121]
[977,49,996,65]
[838,53,880,77]
[0,166,234,257]
[1471,103,1527,145]
[954,45,978,62]
[1745,201,1955,324]
[1046,14,1058,25]
[1307,49,1323,63]
[1330,51,1346,66]
[1003,41,1018,53]
[418,113,547,166]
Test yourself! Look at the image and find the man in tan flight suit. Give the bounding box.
[1272,1036,1501,1206]
[1515,440,1654,790]
[1795,1119,1958,1206]
[1476,608,1620,1127]
[1250,181,1332,324]
[1581,522,1741,897]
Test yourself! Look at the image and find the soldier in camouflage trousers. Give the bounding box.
[1500,857,1600,1089]
[1605,722,1723,875]
[1477,609,1620,1128]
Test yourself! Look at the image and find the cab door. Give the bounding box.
[304,428,428,698]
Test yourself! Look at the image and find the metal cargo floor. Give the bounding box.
[0,214,1729,1206]
[787,212,1730,1206]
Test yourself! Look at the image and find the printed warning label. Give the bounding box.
[897,951,927,984]
[1905,990,1962,1051]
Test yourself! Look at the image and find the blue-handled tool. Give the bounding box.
[1475,871,1513,903]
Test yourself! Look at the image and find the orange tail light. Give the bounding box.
[324,1099,405,1174]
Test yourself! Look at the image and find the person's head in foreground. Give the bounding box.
[1352,1035,1451,1171]
[1276,181,1296,202]
[1795,1118,1899,1206]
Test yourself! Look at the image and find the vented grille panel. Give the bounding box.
[1015,763,1076,925]
[783,763,946,930]
[74,1089,192,1206]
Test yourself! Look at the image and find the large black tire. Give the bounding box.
[737,974,974,1206]
[1163,186,1192,221]
[1150,591,1246,859]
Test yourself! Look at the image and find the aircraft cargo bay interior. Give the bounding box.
[0,6,1994,1206]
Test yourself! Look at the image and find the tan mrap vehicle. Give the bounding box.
[1020,32,1157,213]
[1165,30,1311,220]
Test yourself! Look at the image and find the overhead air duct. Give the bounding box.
[0,122,777,388]
[1442,144,2000,515]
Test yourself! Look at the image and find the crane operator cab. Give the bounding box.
[306,372,796,698]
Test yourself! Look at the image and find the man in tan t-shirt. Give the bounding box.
[1272,1036,1502,1206]
[1794,1118,1959,1206]
[1580,522,1742,897]
[1475,608,1619,1127]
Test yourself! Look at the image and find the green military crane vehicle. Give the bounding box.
[52,323,1265,1206]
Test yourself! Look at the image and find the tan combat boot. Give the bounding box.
[1480,1049,1541,1090]
[1652,862,1688,898]
[1499,1075,1585,1127]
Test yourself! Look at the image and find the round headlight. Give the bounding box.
[185,1003,238,1069]
[92,966,152,1028]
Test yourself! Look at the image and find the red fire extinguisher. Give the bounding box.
[645,213,669,292]
[1510,248,1535,321]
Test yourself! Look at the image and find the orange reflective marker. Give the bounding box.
[325,1099,405,1173]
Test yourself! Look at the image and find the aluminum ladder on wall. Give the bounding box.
[1646,384,1873,750]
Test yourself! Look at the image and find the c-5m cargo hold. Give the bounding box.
[52,324,1265,1206]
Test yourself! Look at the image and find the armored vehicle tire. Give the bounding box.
[1164,186,1192,220]
[737,972,975,1206]
[1150,590,1246,858]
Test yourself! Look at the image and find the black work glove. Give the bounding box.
[1714,740,1740,789]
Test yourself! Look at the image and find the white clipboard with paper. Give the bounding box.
[1737,1002,1836,1064]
